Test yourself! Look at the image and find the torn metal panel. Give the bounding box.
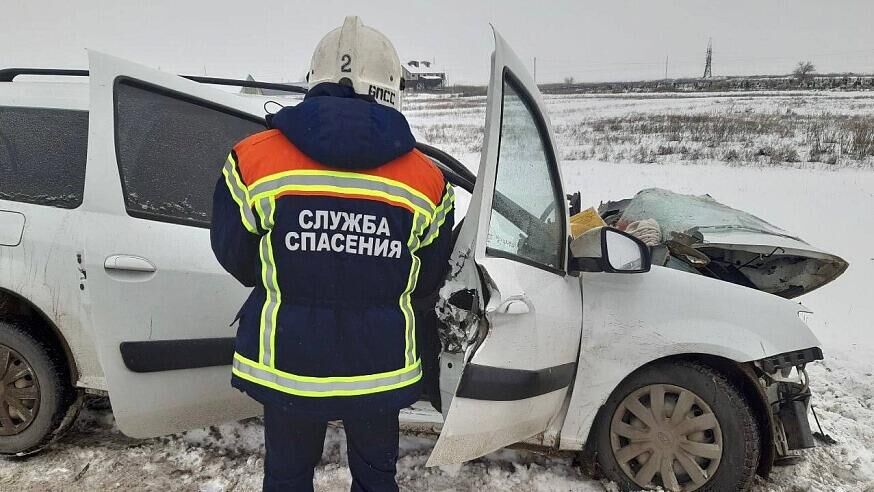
[600,188,849,298]
[436,245,484,354]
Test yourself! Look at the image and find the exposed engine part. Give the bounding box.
[761,364,817,461]
[776,380,815,450]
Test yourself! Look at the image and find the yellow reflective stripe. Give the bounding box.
[258,233,281,367]
[232,353,423,397]
[403,256,422,365]
[250,169,436,208]
[268,233,280,367]
[400,212,428,365]
[420,185,455,248]
[407,212,428,250]
[247,170,436,217]
[255,196,275,231]
[222,155,259,234]
[265,183,433,217]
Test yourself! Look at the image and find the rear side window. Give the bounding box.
[0,107,88,209]
[114,79,265,227]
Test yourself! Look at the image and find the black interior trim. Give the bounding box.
[416,142,476,193]
[120,337,235,373]
[760,347,824,373]
[1,68,307,94]
[455,362,576,401]
[485,247,566,276]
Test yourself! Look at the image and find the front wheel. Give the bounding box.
[593,361,760,491]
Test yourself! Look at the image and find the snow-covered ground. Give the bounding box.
[2,91,873,491]
[1,348,871,491]
[407,90,874,169]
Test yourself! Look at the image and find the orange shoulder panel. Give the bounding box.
[366,150,446,206]
[232,129,301,186]
[233,132,447,206]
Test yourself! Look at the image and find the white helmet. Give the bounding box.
[309,16,403,110]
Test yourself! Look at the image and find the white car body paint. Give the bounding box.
[0,81,105,390]
[558,265,819,451]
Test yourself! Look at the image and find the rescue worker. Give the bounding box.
[210,16,454,492]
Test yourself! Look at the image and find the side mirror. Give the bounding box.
[568,227,652,274]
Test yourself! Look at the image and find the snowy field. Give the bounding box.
[1,91,873,491]
[407,90,874,169]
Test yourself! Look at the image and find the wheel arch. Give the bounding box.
[581,352,775,479]
[0,287,79,385]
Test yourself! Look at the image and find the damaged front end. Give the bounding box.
[598,188,848,299]
[752,347,825,465]
[595,189,840,466]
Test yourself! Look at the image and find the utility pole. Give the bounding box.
[665,56,669,80]
[533,57,537,83]
[703,38,713,78]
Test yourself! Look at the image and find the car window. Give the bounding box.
[485,73,564,270]
[0,106,88,209]
[114,79,265,227]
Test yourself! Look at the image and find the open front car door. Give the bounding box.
[427,29,583,466]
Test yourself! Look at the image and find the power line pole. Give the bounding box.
[533,57,537,83]
[703,38,713,78]
[665,56,669,79]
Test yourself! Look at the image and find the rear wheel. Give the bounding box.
[0,320,79,455]
[593,361,760,491]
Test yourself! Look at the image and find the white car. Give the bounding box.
[0,31,841,491]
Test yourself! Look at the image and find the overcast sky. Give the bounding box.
[2,0,873,84]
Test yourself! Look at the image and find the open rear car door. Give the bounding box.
[82,52,268,437]
[427,30,583,466]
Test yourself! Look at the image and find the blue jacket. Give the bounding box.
[211,83,454,419]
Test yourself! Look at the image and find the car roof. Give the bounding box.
[0,78,303,113]
[0,80,89,111]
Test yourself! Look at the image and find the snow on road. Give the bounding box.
[0,347,871,491]
[2,92,873,491]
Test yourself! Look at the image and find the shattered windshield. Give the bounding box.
[617,188,800,241]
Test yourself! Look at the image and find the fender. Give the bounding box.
[559,265,820,450]
[0,204,104,390]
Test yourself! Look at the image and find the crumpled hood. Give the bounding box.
[605,188,849,298]
[268,83,415,170]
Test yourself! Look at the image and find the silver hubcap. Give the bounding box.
[610,384,723,492]
[0,344,40,436]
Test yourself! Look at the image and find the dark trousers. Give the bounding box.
[262,405,401,492]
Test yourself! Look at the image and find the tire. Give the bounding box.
[0,319,79,455]
[592,361,760,491]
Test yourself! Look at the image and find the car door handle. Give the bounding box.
[104,255,156,273]
[492,295,532,315]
